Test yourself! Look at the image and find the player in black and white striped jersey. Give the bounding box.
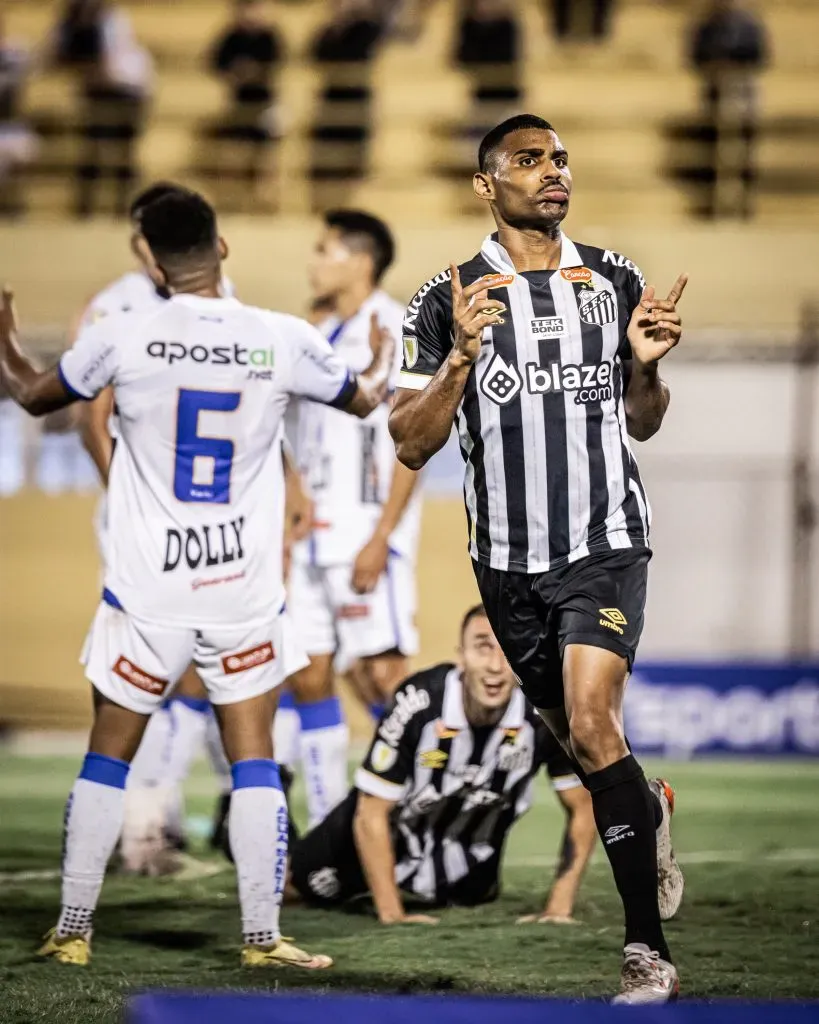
[390,114,687,1004]
[289,605,597,925]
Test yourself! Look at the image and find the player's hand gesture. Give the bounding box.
[450,265,512,367]
[626,274,688,367]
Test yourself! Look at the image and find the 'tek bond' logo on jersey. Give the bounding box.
[147,341,275,381]
[377,685,431,748]
[480,354,614,408]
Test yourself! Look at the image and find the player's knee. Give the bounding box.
[288,660,333,703]
[362,651,407,700]
[568,705,624,771]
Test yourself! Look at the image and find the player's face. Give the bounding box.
[308,226,366,301]
[474,128,572,231]
[460,616,516,710]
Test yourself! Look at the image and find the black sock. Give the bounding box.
[587,754,671,963]
[624,735,663,829]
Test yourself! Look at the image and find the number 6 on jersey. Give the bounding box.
[173,388,241,503]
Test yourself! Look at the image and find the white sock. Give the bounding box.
[229,759,288,946]
[58,754,129,937]
[205,708,232,794]
[296,697,349,828]
[273,691,300,768]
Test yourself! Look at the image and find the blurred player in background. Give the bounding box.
[283,210,422,827]
[75,181,239,873]
[290,605,597,925]
[0,189,396,968]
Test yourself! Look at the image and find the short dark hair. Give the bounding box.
[324,209,395,283]
[478,114,555,174]
[139,190,218,267]
[460,603,489,638]
[128,181,190,223]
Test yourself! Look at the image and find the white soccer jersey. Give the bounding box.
[59,294,356,629]
[292,290,422,566]
[80,270,236,327]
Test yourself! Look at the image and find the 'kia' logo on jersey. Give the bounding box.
[480,353,522,406]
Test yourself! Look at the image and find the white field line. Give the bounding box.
[506,848,819,869]
[3,848,818,885]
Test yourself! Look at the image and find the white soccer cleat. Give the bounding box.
[611,943,679,1005]
[650,777,684,920]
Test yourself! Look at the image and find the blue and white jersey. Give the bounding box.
[60,294,355,629]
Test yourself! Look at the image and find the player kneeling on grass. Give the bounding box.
[289,605,597,924]
[0,189,396,970]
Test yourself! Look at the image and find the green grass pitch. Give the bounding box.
[1,753,818,1023]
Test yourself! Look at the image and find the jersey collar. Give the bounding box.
[480,233,583,275]
[441,668,527,731]
[169,294,241,308]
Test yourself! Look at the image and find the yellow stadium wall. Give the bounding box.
[0,493,479,731]
[5,219,819,335]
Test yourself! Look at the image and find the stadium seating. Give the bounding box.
[5,0,819,223]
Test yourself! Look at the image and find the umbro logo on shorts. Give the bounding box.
[221,641,275,674]
[113,656,168,696]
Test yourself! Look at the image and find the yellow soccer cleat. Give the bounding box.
[37,927,91,966]
[241,938,333,970]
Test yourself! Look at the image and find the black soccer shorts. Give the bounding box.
[473,548,651,710]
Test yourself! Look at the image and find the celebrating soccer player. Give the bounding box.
[0,189,395,970]
[289,605,597,925]
[389,114,686,1004]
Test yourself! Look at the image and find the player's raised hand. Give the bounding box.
[1,286,18,340]
[626,273,688,366]
[450,265,512,366]
[368,311,395,364]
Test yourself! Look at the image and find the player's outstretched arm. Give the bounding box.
[390,267,509,470]
[341,313,396,419]
[353,793,438,926]
[624,273,687,442]
[518,785,597,925]
[0,289,76,416]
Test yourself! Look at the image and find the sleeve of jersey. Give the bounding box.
[289,318,357,409]
[619,258,647,360]
[398,279,452,393]
[354,683,424,801]
[58,322,117,401]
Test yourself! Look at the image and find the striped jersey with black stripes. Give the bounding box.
[399,234,651,574]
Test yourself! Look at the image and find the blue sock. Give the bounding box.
[369,702,386,722]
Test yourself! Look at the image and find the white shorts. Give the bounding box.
[288,552,418,672]
[80,601,309,715]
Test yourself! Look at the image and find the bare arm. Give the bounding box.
[351,460,420,595]
[389,266,511,470]
[353,793,437,925]
[389,353,473,470]
[341,313,397,419]
[79,387,115,486]
[0,290,75,417]
[624,362,671,443]
[518,785,597,924]
[624,274,688,443]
